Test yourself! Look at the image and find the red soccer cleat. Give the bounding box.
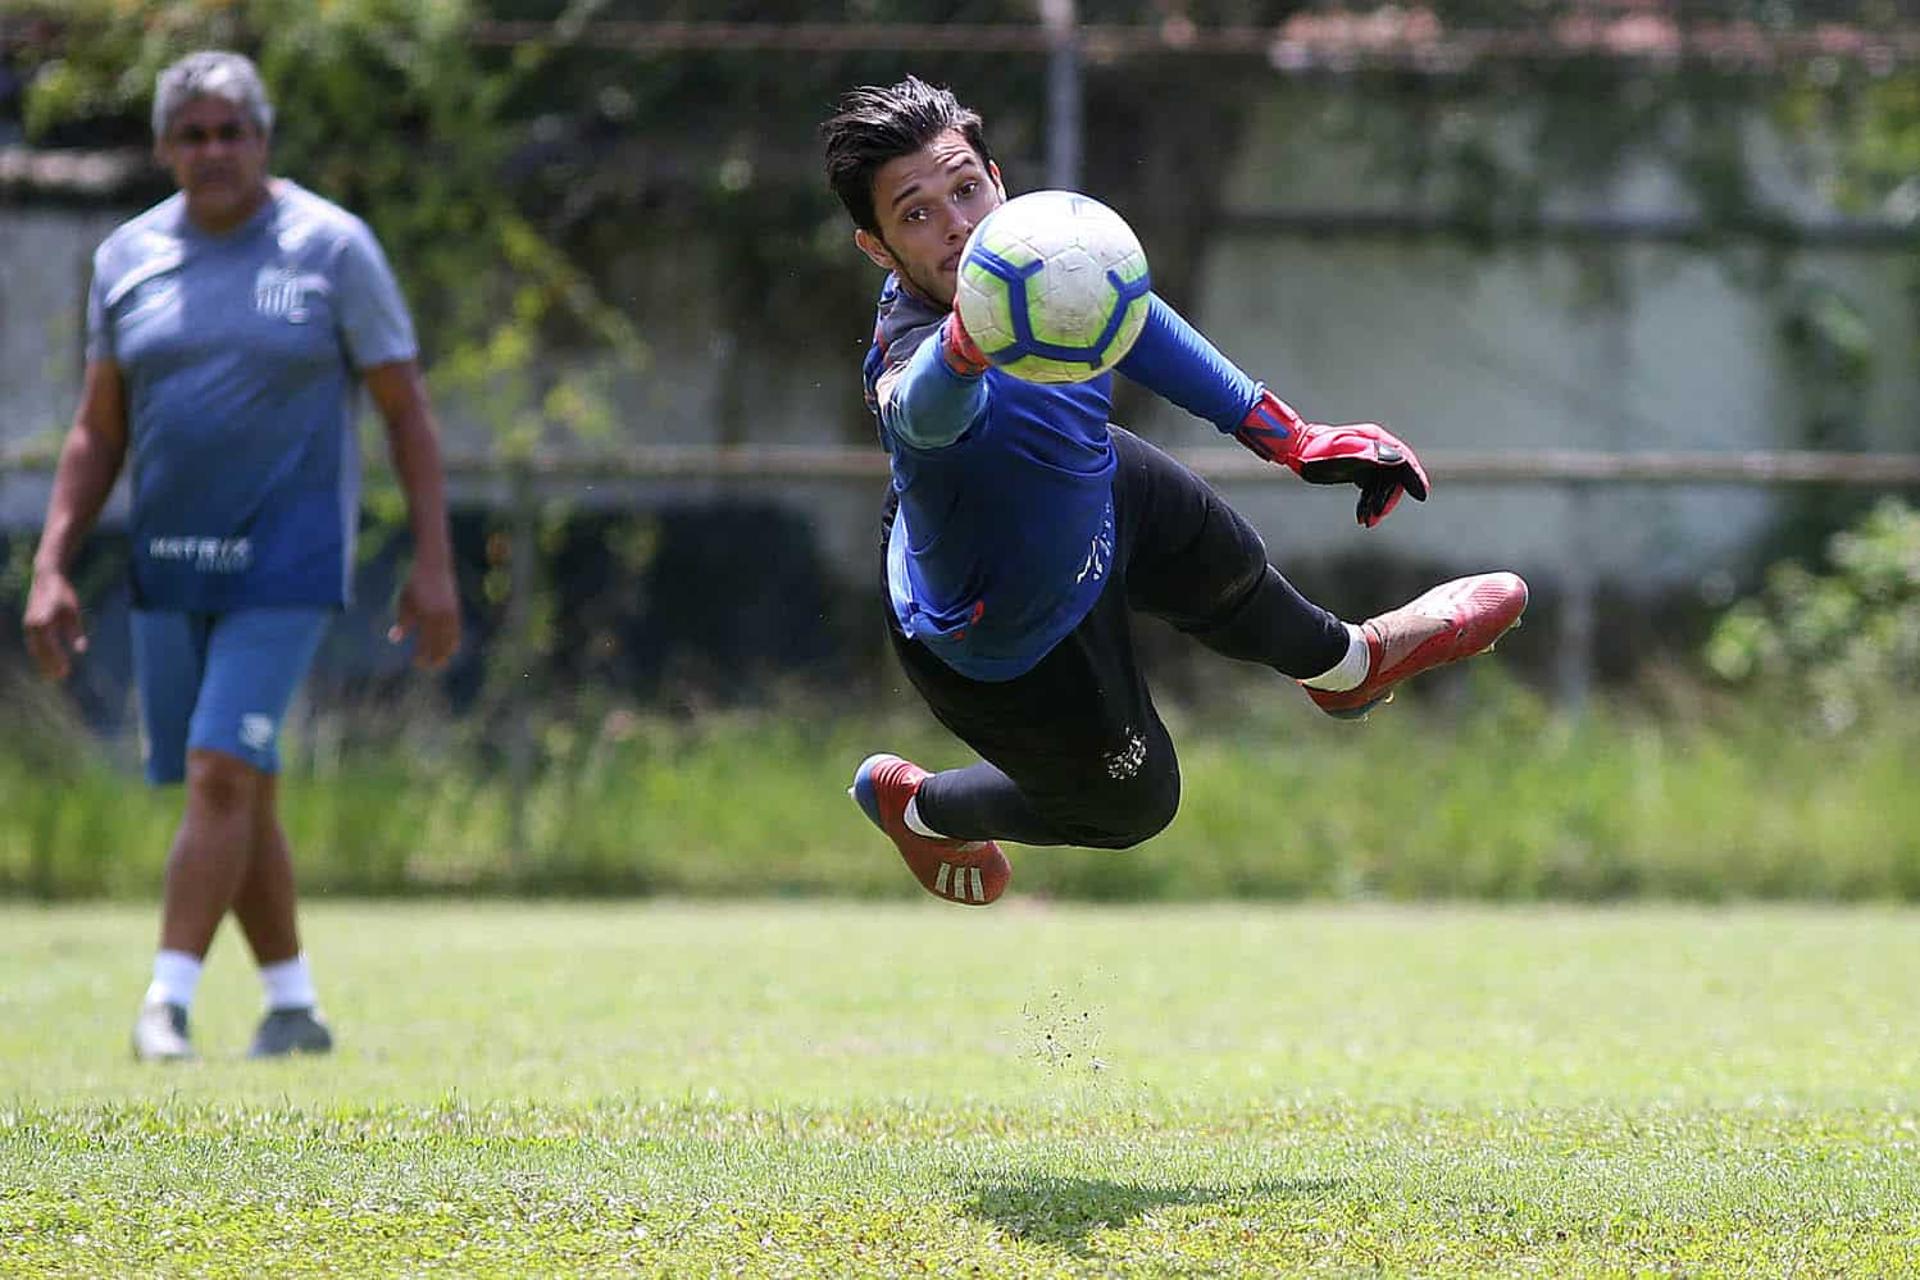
[850,753,1011,906]
[1305,572,1529,720]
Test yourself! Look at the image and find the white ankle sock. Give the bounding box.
[145,949,203,1010]
[260,954,318,1011]
[1300,623,1372,692]
[903,793,945,839]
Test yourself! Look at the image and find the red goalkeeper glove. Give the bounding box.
[1233,388,1430,528]
[941,310,989,377]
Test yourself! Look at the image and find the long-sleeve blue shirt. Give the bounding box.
[862,278,1260,681]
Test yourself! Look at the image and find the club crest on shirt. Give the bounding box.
[253,264,327,323]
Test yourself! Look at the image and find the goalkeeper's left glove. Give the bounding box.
[1233,388,1430,528]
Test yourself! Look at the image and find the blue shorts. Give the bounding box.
[130,608,333,785]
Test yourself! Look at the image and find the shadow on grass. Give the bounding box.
[963,1174,1344,1253]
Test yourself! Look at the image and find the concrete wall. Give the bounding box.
[1131,93,1920,597]
[1124,237,1919,598]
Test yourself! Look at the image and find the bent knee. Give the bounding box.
[1059,769,1181,850]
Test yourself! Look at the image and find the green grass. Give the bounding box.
[6,685,1920,900]
[3,902,1918,1274]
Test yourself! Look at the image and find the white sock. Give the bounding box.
[260,954,318,1011]
[145,949,203,1010]
[1300,623,1372,692]
[903,793,946,839]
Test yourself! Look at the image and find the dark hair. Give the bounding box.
[821,76,993,233]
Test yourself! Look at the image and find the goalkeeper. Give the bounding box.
[821,77,1527,905]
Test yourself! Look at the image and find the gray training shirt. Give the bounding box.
[86,179,418,610]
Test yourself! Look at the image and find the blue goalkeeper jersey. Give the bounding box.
[862,275,1261,681]
[86,179,418,611]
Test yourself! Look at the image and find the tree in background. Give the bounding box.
[19,0,644,456]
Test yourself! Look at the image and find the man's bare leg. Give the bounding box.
[230,771,331,1056]
[135,749,262,1061]
[231,772,299,967]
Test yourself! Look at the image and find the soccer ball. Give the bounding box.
[955,190,1152,384]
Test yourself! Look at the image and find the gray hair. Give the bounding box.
[152,51,274,139]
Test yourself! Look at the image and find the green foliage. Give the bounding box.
[1783,56,1920,224]
[1708,500,1920,733]
[18,0,645,446]
[3,902,1920,1273]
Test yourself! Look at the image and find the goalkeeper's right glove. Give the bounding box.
[941,310,989,378]
[1233,388,1430,528]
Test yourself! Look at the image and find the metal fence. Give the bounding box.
[434,445,1920,713]
[6,444,1919,710]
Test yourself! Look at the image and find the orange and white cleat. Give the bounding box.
[1306,572,1529,720]
[850,753,1011,906]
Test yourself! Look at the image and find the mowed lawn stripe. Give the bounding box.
[2,902,1917,1275]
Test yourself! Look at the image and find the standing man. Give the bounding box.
[822,78,1528,905]
[21,51,460,1059]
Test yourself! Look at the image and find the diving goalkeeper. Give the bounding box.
[822,76,1527,905]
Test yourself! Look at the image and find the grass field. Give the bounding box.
[3,902,1918,1275]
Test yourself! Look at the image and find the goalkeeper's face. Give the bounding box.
[857,128,1004,308]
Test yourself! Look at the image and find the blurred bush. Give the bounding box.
[1707,499,1920,733]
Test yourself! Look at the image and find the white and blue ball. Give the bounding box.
[955,190,1152,384]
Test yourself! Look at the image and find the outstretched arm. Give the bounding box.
[873,314,991,451]
[1117,293,1429,527]
[1115,293,1262,426]
[23,359,128,680]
